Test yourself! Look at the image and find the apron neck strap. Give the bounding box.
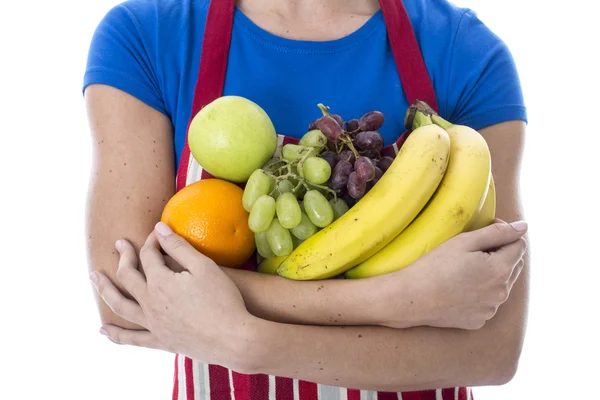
[190,0,236,116]
[189,0,438,116]
[378,0,438,111]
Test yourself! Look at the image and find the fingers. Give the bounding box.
[493,237,528,265]
[508,258,525,289]
[91,272,147,327]
[490,237,527,289]
[464,220,528,251]
[101,325,169,352]
[152,222,212,272]
[164,255,187,273]
[115,239,147,298]
[138,230,172,278]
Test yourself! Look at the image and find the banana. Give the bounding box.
[465,173,496,231]
[276,123,451,280]
[345,110,491,279]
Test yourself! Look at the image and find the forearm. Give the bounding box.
[84,85,175,329]
[241,315,515,392]
[222,268,420,328]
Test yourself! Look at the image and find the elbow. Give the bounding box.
[480,339,524,387]
[488,359,519,386]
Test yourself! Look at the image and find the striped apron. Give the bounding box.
[173,0,473,399]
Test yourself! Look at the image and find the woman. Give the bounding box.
[83,0,530,399]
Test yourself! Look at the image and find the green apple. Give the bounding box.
[188,96,277,182]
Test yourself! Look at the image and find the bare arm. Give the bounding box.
[234,120,530,391]
[220,268,421,327]
[85,84,175,330]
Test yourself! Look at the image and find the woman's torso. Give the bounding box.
[83,0,527,398]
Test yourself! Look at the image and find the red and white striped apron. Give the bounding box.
[172,0,474,399]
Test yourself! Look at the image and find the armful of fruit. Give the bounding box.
[227,118,529,391]
[86,87,529,391]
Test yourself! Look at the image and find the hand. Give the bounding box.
[90,222,253,369]
[388,219,528,330]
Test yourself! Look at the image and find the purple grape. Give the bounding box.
[330,160,353,190]
[347,171,367,199]
[331,114,345,128]
[377,156,394,172]
[354,131,384,152]
[338,149,356,164]
[366,167,383,193]
[358,111,385,131]
[359,149,381,159]
[341,191,357,208]
[345,119,360,133]
[318,116,343,142]
[320,151,338,171]
[355,156,376,182]
[372,167,383,185]
[308,117,322,131]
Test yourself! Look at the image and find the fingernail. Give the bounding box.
[115,240,122,252]
[89,272,98,285]
[99,327,108,336]
[155,222,173,237]
[510,220,528,231]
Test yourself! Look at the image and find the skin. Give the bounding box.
[84,0,530,392]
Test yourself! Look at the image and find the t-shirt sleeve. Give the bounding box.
[445,10,527,129]
[82,3,167,115]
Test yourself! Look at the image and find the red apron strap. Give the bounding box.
[176,0,235,191]
[378,0,439,112]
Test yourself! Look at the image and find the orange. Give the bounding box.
[160,178,255,268]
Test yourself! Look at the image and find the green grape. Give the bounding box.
[299,130,328,148]
[277,179,295,194]
[282,144,317,162]
[255,231,275,258]
[248,195,276,233]
[303,157,332,185]
[299,200,305,213]
[291,235,304,249]
[290,211,318,240]
[276,192,302,229]
[303,190,334,228]
[329,198,350,221]
[266,219,294,257]
[242,169,272,212]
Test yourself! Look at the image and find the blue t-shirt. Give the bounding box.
[83,0,527,168]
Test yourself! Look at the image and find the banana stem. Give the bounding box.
[430,114,453,130]
[412,112,433,129]
[404,100,437,131]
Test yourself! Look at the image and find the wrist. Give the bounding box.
[370,268,431,329]
[232,315,280,375]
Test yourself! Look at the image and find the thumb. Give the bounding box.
[464,220,528,251]
[154,222,211,270]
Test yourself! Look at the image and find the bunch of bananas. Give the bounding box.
[261,101,495,280]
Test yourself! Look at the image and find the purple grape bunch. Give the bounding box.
[307,108,396,203]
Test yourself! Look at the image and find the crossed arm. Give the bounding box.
[85,85,529,392]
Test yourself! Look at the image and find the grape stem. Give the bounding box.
[264,155,339,199]
[317,103,330,116]
[317,103,360,160]
[339,136,360,160]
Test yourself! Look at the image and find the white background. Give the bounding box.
[0,0,598,399]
